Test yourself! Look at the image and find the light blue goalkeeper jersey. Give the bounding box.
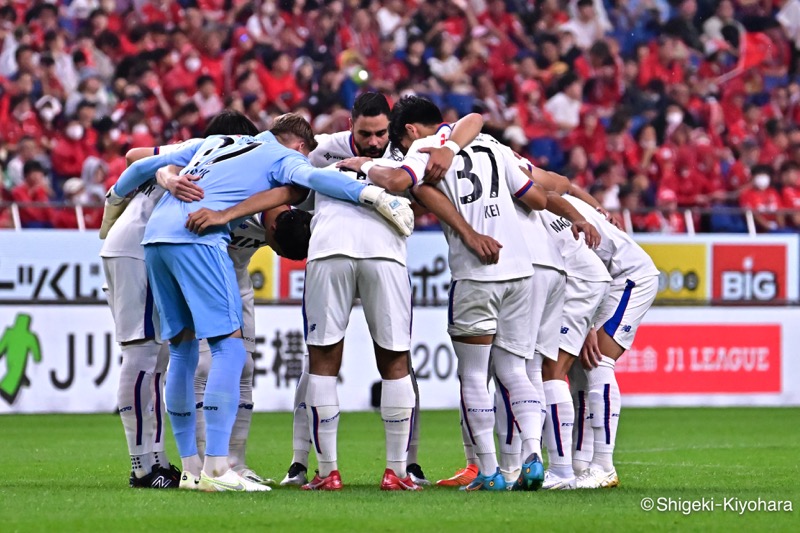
[113,132,367,247]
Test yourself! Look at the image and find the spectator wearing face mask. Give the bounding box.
[51,117,96,194]
[740,164,785,232]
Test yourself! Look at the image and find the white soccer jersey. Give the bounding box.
[564,195,658,284]
[100,139,203,260]
[402,133,534,282]
[228,215,268,271]
[308,131,401,168]
[539,208,611,283]
[308,161,407,265]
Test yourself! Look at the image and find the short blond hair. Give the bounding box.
[270,113,318,152]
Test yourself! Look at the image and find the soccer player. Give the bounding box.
[100,111,265,489]
[343,96,600,491]
[563,196,659,489]
[105,114,414,492]
[281,92,485,488]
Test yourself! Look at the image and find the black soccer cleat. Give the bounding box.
[130,465,179,489]
[280,462,308,486]
[407,463,432,486]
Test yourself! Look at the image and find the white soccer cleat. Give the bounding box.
[542,469,577,490]
[280,462,308,487]
[179,470,201,491]
[358,184,414,237]
[575,467,619,489]
[199,469,272,492]
[232,464,276,486]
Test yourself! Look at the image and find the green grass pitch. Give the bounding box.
[1,408,798,532]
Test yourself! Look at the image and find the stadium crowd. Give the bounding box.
[1,0,800,232]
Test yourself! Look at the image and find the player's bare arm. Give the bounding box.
[580,327,604,369]
[412,183,502,265]
[422,113,484,182]
[155,165,204,202]
[543,191,601,249]
[185,185,307,234]
[568,182,624,230]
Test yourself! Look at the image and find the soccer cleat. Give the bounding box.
[233,464,275,486]
[463,468,508,492]
[129,465,178,489]
[380,469,422,491]
[435,464,479,487]
[406,463,431,486]
[280,462,308,487]
[179,470,201,491]
[576,467,619,489]
[542,469,577,490]
[513,454,544,491]
[162,464,182,484]
[301,470,343,491]
[199,469,272,492]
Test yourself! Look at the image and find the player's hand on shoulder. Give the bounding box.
[580,328,602,370]
[419,146,455,184]
[463,230,503,265]
[186,208,227,234]
[157,165,204,202]
[572,220,601,249]
[337,157,372,173]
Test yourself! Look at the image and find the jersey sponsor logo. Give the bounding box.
[323,152,345,161]
[230,235,267,250]
[549,218,572,233]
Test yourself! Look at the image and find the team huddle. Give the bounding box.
[99,92,657,493]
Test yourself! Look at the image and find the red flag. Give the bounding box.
[738,32,774,70]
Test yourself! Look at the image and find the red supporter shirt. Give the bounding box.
[644,211,687,233]
[0,114,43,147]
[740,187,781,222]
[782,186,800,209]
[11,184,50,225]
[258,69,304,109]
[638,45,684,87]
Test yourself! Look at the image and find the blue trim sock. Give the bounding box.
[165,339,200,458]
[204,337,247,462]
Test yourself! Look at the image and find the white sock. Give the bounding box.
[291,369,311,467]
[194,342,211,459]
[587,356,620,472]
[229,352,254,468]
[568,363,592,474]
[117,341,158,478]
[461,422,477,467]
[493,346,541,461]
[525,354,547,431]
[306,374,339,477]
[203,455,230,477]
[381,375,415,478]
[543,379,574,479]
[493,376,521,476]
[151,342,170,468]
[181,454,202,477]
[407,368,421,465]
[453,341,496,475]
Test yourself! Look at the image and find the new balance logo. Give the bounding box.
[560,327,569,334]
[309,324,317,332]
[151,476,172,488]
[621,325,632,333]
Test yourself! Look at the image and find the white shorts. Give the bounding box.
[595,275,658,350]
[559,277,610,356]
[532,267,566,362]
[447,276,534,358]
[102,256,161,344]
[304,256,412,351]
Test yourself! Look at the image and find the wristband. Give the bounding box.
[442,140,460,155]
[361,160,376,178]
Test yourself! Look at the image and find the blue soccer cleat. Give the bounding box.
[463,468,508,492]
[513,454,544,491]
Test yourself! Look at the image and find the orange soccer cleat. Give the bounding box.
[435,464,479,487]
